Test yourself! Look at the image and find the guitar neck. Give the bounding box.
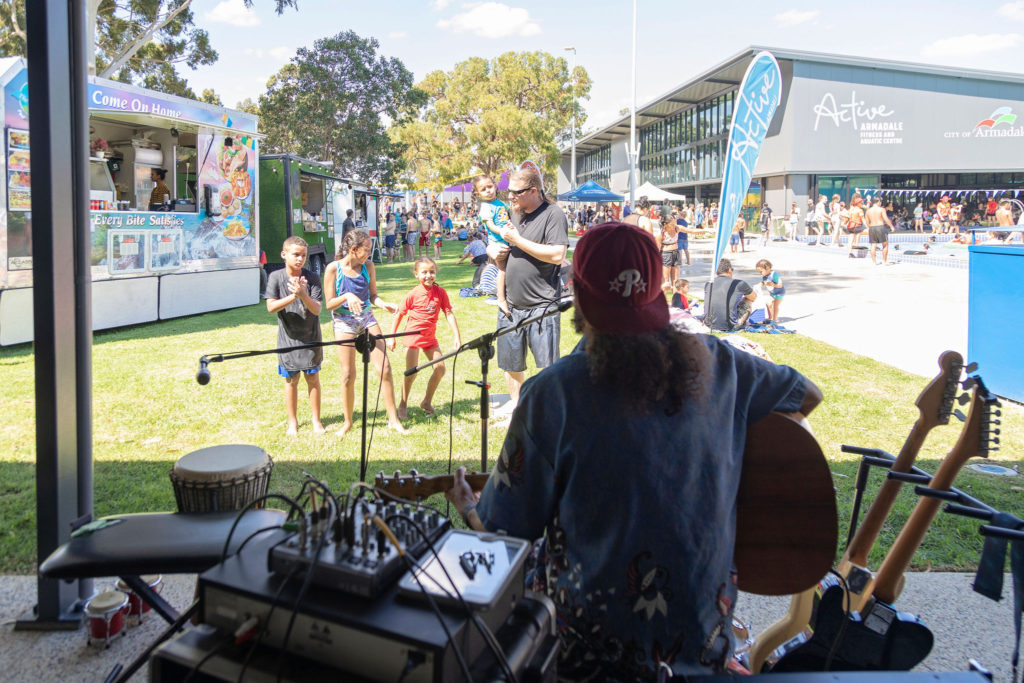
[376,472,491,500]
[871,382,995,605]
[870,455,959,604]
[843,419,930,567]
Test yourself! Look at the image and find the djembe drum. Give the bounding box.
[169,445,273,513]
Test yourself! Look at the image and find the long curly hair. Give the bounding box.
[573,309,710,415]
[336,229,371,260]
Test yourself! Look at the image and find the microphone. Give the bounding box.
[196,358,211,385]
[556,297,574,312]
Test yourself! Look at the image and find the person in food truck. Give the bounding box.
[149,168,171,209]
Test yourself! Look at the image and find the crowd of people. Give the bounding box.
[258,176,1019,677]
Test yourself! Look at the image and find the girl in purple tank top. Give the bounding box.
[324,230,409,435]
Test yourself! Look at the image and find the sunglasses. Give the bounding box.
[508,187,533,196]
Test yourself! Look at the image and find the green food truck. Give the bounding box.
[258,154,386,275]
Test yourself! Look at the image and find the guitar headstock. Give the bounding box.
[915,351,966,429]
[949,374,1001,467]
[374,469,490,502]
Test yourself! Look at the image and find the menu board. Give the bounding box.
[148,230,183,271]
[7,128,30,212]
[107,230,148,275]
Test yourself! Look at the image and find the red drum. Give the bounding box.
[116,574,162,621]
[85,590,129,647]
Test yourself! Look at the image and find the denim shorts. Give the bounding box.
[332,308,378,336]
[496,304,561,373]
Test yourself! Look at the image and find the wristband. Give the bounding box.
[460,503,477,527]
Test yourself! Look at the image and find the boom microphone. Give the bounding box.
[196,358,211,385]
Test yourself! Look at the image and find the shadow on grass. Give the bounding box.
[0,453,493,574]
[6,451,1022,575]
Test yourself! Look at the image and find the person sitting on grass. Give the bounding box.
[389,257,461,419]
[671,278,690,310]
[265,236,325,436]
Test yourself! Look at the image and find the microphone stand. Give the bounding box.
[404,298,572,472]
[198,327,419,483]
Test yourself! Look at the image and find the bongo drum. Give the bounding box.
[170,445,273,513]
[116,574,162,622]
[85,590,129,648]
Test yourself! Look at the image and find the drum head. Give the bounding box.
[87,590,128,615]
[172,445,269,481]
[142,574,161,587]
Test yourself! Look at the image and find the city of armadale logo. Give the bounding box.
[973,106,1023,137]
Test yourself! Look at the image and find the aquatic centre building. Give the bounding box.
[558,46,1024,212]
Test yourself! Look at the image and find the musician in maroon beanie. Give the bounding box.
[446,222,822,679]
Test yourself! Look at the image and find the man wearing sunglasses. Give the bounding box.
[489,167,570,418]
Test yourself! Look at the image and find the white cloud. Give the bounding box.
[268,46,292,60]
[387,31,408,39]
[204,0,261,27]
[431,0,454,9]
[998,2,1024,21]
[921,33,1022,57]
[774,9,819,27]
[437,3,541,39]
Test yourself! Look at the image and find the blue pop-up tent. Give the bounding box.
[557,179,624,202]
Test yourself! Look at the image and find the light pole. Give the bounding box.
[564,46,577,190]
[629,0,637,205]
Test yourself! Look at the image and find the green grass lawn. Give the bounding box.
[1,239,1022,574]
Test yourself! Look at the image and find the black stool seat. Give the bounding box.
[40,509,285,579]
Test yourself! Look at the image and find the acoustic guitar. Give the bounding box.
[747,351,965,671]
[375,412,838,598]
[765,375,1001,672]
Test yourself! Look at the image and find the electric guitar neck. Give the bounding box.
[869,376,1000,605]
[843,351,963,567]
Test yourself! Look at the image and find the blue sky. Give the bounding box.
[190,0,1024,133]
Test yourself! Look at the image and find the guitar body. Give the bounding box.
[767,582,933,672]
[376,413,838,598]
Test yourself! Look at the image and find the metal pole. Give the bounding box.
[629,0,638,204]
[18,0,93,630]
[564,47,577,189]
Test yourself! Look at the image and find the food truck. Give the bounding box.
[0,58,261,345]
[258,153,386,275]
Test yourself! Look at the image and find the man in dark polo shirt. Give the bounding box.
[489,167,569,416]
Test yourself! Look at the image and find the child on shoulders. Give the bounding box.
[389,257,461,419]
[474,174,513,318]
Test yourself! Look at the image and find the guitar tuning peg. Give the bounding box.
[953,409,966,422]
[961,377,977,390]
[957,393,971,405]
[394,469,402,480]
[409,468,418,477]
[994,409,1002,418]
[964,362,978,374]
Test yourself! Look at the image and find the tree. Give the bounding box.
[390,51,591,188]
[258,31,425,185]
[199,88,222,105]
[0,0,297,99]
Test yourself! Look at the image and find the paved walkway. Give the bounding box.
[675,236,968,378]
